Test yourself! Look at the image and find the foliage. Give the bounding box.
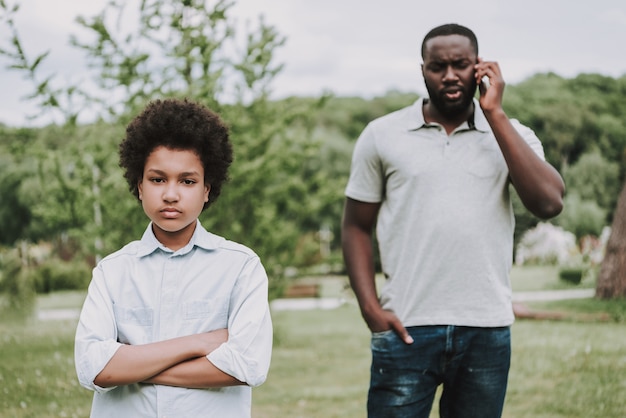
[505,73,626,181]
[0,247,36,317]
[0,153,32,244]
[554,193,607,239]
[562,149,620,217]
[558,267,584,285]
[202,96,334,283]
[0,0,333,298]
[29,258,92,293]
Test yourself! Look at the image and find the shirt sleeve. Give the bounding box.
[511,118,546,160]
[207,256,273,387]
[344,122,385,203]
[74,265,123,393]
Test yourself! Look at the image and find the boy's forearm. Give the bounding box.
[94,329,228,387]
[144,356,245,388]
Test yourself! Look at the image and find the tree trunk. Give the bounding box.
[596,180,626,299]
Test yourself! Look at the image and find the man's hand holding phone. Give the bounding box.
[474,57,505,113]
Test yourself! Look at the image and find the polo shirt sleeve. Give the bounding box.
[511,119,546,160]
[74,265,123,393]
[207,255,272,387]
[345,122,385,203]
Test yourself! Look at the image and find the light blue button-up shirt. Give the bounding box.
[75,220,272,417]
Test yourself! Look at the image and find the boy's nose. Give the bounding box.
[163,184,179,202]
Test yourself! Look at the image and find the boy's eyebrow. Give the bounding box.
[145,168,202,177]
[178,171,202,178]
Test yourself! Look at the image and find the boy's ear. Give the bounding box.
[138,180,143,200]
[204,184,211,203]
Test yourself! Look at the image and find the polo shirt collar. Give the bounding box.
[407,97,490,133]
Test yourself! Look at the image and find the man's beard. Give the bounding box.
[425,81,477,119]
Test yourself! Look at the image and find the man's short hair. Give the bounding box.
[421,23,479,59]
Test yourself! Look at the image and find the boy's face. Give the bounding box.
[138,146,210,251]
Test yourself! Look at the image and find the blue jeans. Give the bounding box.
[368,326,511,418]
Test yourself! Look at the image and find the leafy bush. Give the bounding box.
[562,149,620,213]
[0,249,36,317]
[558,267,584,284]
[554,193,607,239]
[30,259,92,293]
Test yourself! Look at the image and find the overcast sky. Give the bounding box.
[1,0,625,126]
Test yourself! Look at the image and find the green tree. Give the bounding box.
[563,150,620,211]
[554,193,606,239]
[0,0,331,297]
[597,180,626,299]
[504,73,626,177]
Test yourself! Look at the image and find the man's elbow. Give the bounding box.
[531,196,564,220]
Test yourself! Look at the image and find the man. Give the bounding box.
[341,23,564,418]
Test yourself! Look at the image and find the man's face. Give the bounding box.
[421,34,477,118]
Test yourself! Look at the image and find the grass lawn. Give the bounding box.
[1,268,624,417]
[509,265,597,292]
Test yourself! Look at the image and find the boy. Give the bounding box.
[75,98,273,417]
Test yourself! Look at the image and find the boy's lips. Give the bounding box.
[161,207,181,218]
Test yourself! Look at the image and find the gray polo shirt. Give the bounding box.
[345,98,545,327]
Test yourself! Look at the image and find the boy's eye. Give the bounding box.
[182,179,196,185]
[151,178,165,183]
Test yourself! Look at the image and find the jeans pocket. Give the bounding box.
[370,329,399,352]
[371,329,395,338]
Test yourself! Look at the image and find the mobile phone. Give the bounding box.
[481,75,490,89]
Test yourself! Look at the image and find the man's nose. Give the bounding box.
[443,65,458,82]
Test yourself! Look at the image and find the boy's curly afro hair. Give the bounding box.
[119,98,233,210]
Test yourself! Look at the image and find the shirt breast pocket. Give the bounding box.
[113,304,154,326]
[465,148,500,179]
[113,304,154,344]
[183,298,229,329]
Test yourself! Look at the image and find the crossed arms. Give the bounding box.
[93,329,242,388]
[76,255,272,392]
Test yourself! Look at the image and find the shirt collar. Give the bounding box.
[407,97,490,133]
[136,219,223,257]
